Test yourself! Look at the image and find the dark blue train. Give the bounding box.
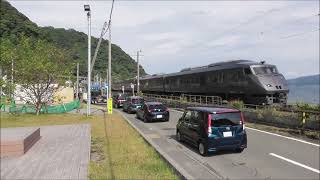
[114,60,289,105]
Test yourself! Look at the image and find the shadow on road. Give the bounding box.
[168,135,241,157]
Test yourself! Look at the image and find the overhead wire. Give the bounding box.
[103,0,115,35]
[91,0,115,73]
[280,28,319,39]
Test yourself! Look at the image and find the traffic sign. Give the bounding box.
[107,98,113,114]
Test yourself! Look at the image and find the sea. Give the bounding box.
[288,84,320,105]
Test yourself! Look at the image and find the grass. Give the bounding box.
[0,111,178,180]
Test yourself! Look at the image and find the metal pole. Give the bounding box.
[0,67,2,97]
[11,59,13,98]
[76,62,79,100]
[137,50,140,95]
[91,21,108,73]
[108,21,112,100]
[87,11,91,116]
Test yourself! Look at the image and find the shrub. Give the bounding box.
[229,100,244,110]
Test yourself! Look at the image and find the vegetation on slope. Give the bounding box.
[0,0,146,82]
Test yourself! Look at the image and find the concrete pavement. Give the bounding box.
[115,108,320,180]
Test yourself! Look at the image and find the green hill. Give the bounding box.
[0,0,146,82]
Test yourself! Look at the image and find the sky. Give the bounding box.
[8,0,320,79]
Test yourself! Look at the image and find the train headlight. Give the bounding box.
[266,84,272,87]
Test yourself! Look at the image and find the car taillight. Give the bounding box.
[240,112,245,130]
[207,114,212,136]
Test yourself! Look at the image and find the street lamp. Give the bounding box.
[84,4,91,116]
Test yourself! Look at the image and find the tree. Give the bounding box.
[12,37,72,115]
[0,37,16,97]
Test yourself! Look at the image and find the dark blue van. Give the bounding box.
[176,107,247,156]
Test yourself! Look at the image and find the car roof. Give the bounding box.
[145,102,163,105]
[129,96,143,99]
[186,107,240,114]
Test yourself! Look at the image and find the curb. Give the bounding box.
[115,109,194,180]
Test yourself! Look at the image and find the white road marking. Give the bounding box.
[246,127,320,147]
[269,153,320,174]
[169,109,320,147]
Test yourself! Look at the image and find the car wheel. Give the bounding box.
[235,148,244,153]
[198,142,208,156]
[136,113,139,119]
[176,131,183,142]
[116,104,119,109]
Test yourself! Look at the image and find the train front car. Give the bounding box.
[246,63,289,105]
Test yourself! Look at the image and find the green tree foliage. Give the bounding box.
[0,37,16,96]
[0,0,147,83]
[1,36,73,115]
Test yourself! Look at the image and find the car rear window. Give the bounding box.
[118,95,126,100]
[132,98,144,104]
[211,112,241,127]
[148,104,166,110]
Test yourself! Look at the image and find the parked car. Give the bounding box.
[91,91,107,104]
[113,93,128,108]
[122,96,144,113]
[176,107,247,156]
[136,102,169,123]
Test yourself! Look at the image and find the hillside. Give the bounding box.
[287,74,320,86]
[0,0,146,82]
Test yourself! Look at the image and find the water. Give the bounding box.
[288,84,320,105]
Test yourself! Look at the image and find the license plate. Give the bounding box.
[223,131,232,137]
[136,106,141,108]
[156,115,163,118]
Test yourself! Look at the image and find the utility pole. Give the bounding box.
[84,5,91,116]
[11,59,13,99]
[0,67,2,97]
[91,22,108,74]
[136,50,141,95]
[108,21,112,100]
[76,62,79,100]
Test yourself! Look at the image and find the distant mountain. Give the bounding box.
[287,74,320,86]
[287,74,319,104]
[0,0,146,82]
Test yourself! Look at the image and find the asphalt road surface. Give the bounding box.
[115,108,319,179]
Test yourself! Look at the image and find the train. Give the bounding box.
[113,60,289,105]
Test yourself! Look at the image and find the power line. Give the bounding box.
[90,0,115,73]
[103,0,115,36]
[280,28,319,39]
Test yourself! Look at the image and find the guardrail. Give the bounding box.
[143,93,222,106]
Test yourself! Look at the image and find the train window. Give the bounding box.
[253,66,278,75]
[238,70,245,81]
[244,68,252,75]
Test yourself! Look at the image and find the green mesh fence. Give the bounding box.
[9,100,80,114]
[1,96,14,112]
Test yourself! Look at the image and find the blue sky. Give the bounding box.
[9,1,319,79]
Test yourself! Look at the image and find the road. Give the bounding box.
[115,108,320,179]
